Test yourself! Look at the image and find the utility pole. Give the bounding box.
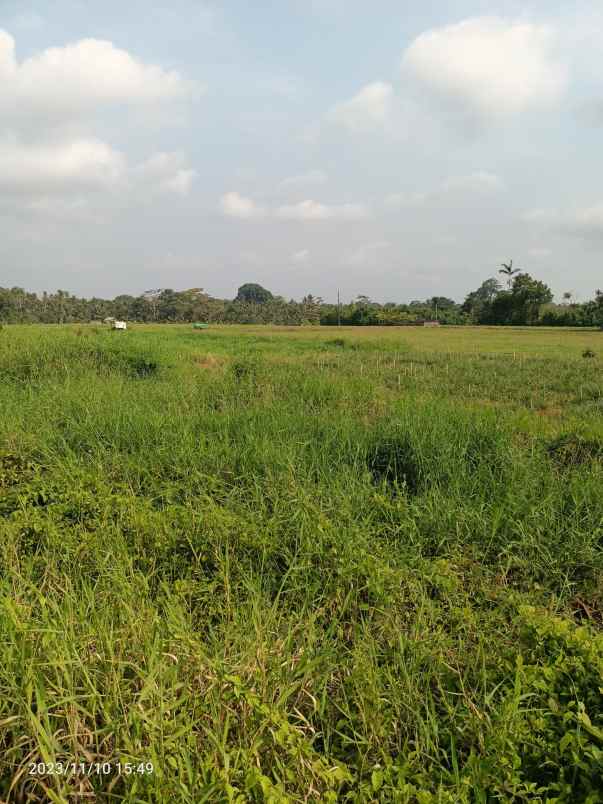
[337,289,341,327]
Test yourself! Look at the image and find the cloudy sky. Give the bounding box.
[1,1,602,302]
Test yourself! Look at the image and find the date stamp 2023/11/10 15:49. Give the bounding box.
[27,761,154,778]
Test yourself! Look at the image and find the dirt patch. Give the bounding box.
[193,354,224,370]
[265,355,303,366]
[536,406,563,418]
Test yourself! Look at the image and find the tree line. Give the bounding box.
[0,275,602,328]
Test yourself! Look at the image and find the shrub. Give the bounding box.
[547,434,603,468]
[367,435,421,494]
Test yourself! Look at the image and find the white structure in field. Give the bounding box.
[112,320,127,330]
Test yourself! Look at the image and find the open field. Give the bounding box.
[0,324,602,802]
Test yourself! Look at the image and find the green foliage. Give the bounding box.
[235,283,274,304]
[0,324,601,801]
[547,433,603,468]
[464,274,602,328]
[2,279,603,328]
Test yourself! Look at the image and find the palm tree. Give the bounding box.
[499,259,519,289]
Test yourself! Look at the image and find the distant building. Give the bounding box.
[112,320,127,330]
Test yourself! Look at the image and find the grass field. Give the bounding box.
[0,324,602,803]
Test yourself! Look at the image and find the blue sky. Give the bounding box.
[1,1,602,302]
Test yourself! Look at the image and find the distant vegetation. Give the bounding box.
[1,272,602,327]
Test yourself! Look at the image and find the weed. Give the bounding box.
[547,433,603,467]
[0,323,601,801]
[367,434,421,494]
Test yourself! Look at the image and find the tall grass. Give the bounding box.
[0,325,601,802]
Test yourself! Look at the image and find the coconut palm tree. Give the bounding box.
[499,259,519,289]
[562,291,574,305]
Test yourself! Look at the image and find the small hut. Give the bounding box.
[105,318,128,330]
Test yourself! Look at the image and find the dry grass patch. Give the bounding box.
[193,353,226,370]
[536,406,564,418]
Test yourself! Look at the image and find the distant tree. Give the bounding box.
[428,296,456,310]
[595,289,603,329]
[350,295,379,325]
[562,291,574,305]
[509,273,553,324]
[301,294,322,325]
[489,291,515,325]
[142,289,164,321]
[461,279,501,321]
[499,259,520,289]
[235,283,273,304]
[1,276,597,328]
[427,296,457,319]
[154,289,180,321]
[463,273,552,325]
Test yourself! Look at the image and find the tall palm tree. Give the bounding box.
[499,259,519,289]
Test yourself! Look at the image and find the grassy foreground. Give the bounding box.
[0,324,602,803]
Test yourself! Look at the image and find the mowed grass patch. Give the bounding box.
[0,324,601,802]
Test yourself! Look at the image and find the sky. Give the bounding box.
[1,1,602,303]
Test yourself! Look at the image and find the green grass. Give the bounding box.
[0,324,602,803]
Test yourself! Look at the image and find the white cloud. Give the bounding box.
[276,199,370,220]
[0,137,125,193]
[134,152,196,196]
[0,31,198,218]
[219,193,369,222]
[161,170,196,195]
[291,249,310,262]
[220,191,266,219]
[0,30,197,128]
[0,138,197,202]
[280,170,328,188]
[402,17,567,120]
[328,81,393,132]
